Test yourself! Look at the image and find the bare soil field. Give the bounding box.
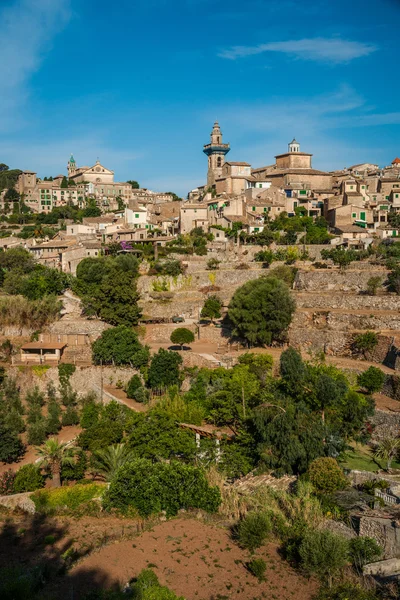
[0,512,318,600]
[59,518,317,600]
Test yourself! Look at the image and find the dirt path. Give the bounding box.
[62,518,317,600]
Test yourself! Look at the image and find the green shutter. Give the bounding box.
[360,212,366,220]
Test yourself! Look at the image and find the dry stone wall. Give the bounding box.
[292,311,400,332]
[295,270,389,293]
[295,293,400,311]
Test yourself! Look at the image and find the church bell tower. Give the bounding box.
[67,154,76,178]
[203,121,230,187]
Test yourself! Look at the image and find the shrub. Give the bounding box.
[316,582,380,600]
[32,483,105,512]
[58,363,76,386]
[61,450,87,481]
[357,366,385,394]
[247,557,267,581]
[366,276,382,296]
[27,420,47,446]
[129,568,185,600]
[308,458,348,494]
[78,421,124,452]
[236,511,272,553]
[14,464,45,493]
[126,374,142,399]
[61,405,80,426]
[207,258,220,270]
[353,331,378,358]
[298,530,349,581]
[104,459,221,517]
[201,295,222,322]
[349,537,382,570]
[0,470,15,495]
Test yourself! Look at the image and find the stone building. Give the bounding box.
[203,121,230,187]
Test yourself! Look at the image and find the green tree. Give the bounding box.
[4,188,20,202]
[35,438,76,487]
[279,347,306,394]
[357,366,385,394]
[95,269,141,325]
[60,176,69,188]
[201,295,222,322]
[127,180,140,189]
[308,457,348,494]
[0,422,25,463]
[228,277,295,345]
[92,325,145,366]
[148,349,183,390]
[91,443,137,481]
[170,327,195,349]
[366,276,382,296]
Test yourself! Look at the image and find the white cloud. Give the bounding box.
[219,38,377,63]
[0,0,71,132]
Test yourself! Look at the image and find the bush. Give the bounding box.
[357,366,385,394]
[32,483,105,512]
[349,536,382,570]
[353,331,378,357]
[61,450,87,481]
[14,464,45,493]
[0,470,15,495]
[129,568,185,600]
[236,511,272,553]
[104,459,221,517]
[247,557,267,581]
[308,458,348,494]
[126,374,142,399]
[201,295,222,321]
[366,276,382,296]
[61,405,80,426]
[27,420,47,446]
[298,530,348,581]
[207,258,220,270]
[316,582,380,600]
[228,277,295,345]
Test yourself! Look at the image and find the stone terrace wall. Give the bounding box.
[294,269,389,293]
[295,293,400,311]
[292,311,400,332]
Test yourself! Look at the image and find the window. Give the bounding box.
[135,213,139,218]
[350,185,354,189]
[299,190,307,195]
[263,207,267,212]
[362,186,365,189]
[252,206,256,211]
[360,212,366,221]
[396,195,399,198]
[352,212,356,218]
[386,196,389,200]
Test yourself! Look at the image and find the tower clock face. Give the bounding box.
[95,166,101,172]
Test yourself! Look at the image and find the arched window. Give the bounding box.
[217,136,220,143]
[217,157,222,168]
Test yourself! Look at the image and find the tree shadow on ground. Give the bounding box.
[0,510,123,599]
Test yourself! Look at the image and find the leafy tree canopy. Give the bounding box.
[228,276,295,345]
[92,325,147,366]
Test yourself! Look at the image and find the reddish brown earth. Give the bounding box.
[60,518,317,600]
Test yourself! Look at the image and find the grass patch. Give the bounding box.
[32,483,106,512]
[31,365,51,378]
[339,443,400,472]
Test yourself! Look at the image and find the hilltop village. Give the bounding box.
[1,126,400,600]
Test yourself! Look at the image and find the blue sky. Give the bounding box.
[1,0,399,196]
